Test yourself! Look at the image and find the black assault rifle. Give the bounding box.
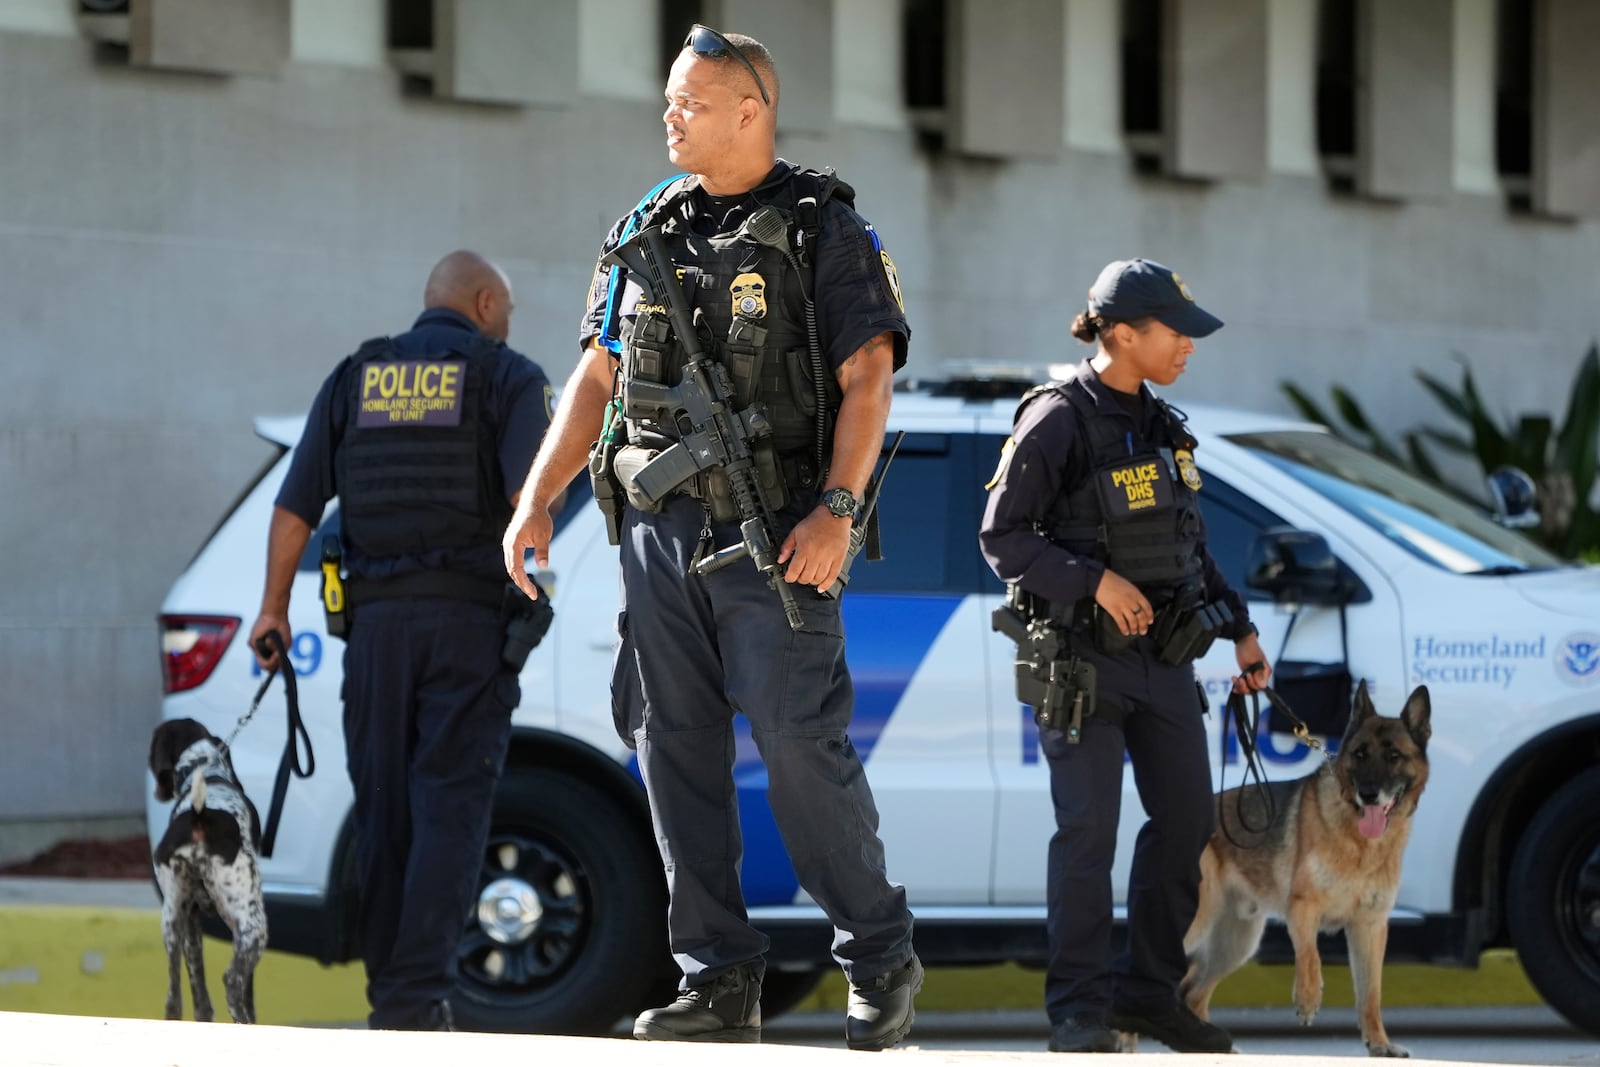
[602,226,803,630]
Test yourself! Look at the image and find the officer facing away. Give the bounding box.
[979,259,1271,1055]
[502,24,920,1051]
[250,251,554,1031]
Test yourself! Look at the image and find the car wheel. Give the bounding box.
[1506,767,1600,1038]
[761,966,825,1020]
[450,769,670,1034]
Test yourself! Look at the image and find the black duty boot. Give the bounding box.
[1108,1000,1233,1053]
[1049,1012,1119,1053]
[845,955,924,1051]
[634,966,762,1043]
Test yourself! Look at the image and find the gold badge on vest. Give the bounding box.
[1174,448,1202,490]
[730,272,767,318]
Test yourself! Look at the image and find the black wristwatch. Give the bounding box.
[819,487,859,519]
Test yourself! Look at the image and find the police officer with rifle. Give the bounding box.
[980,259,1271,1055]
[502,24,920,1052]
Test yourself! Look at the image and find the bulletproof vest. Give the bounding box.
[334,335,509,559]
[615,169,846,504]
[1030,379,1206,601]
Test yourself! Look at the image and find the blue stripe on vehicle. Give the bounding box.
[737,594,963,905]
[621,594,965,906]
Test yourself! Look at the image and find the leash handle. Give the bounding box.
[252,630,316,858]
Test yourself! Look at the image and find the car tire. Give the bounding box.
[1506,767,1600,1038]
[760,967,825,1020]
[450,769,671,1034]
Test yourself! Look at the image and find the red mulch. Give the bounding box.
[0,836,153,880]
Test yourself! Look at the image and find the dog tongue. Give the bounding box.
[1359,805,1389,839]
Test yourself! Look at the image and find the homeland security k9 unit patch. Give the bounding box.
[357,360,466,427]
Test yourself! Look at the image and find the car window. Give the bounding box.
[851,431,1007,595]
[1230,430,1568,573]
[1196,475,1285,601]
[188,445,289,568]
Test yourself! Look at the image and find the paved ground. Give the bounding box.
[2,876,1592,1066]
[4,1006,1597,1067]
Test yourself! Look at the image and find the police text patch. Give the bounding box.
[357,360,465,427]
[1096,459,1173,517]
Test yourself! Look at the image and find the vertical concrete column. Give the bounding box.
[1266,0,1317,176]
[836,0,906,130]
[434,0,577,105]
[1164,0,1267,180]
[129,0,289,76]
[708,0,835,133]
[290,0,385,68]
[1451,0,1497,195]
[948,0,1064,158]
[1358,0,1452,199]
[1065,0,1121,153]
[1532,0,1600,217]
[580,0,661,101]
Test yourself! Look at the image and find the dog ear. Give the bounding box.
[150,727,180,802]
[1340,679,1376,746]
[1401,685,1432,751]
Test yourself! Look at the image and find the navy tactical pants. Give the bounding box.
[621,496,914,987]
[342,597,516,1029]
[1039,637,1214,1024]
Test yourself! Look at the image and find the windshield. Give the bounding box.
[1228,430,1568,574]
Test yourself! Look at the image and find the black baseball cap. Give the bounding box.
[1086,258,1223,338]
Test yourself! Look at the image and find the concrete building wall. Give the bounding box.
[0,0,1596,839]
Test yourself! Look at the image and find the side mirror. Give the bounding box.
[1487,466,1541,529]
[1246,526,1364,606]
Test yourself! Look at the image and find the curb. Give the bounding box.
[0,898,1545,1026]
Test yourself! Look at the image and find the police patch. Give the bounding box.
[357,360,465,428]
[1175,448,1202,490]
[985,437,1015,490]
[1095,458,1173,518]
[543,383,556,422]
[880,250,905,313]
[730,271,767,318]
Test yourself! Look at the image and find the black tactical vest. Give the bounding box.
[1025,377,1206,602]
[614,168,846,507]
[334,335,508,559]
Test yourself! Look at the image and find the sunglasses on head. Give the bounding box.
[683,24,771,105]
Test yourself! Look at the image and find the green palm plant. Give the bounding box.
[1414,344,1599,558]
[1281,343,1600,560]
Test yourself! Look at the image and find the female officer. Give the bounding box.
[979,258,1271,1054]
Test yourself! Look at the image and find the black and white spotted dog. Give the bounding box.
[148,718,267,1023]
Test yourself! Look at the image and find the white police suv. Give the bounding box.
[150,377,1600,1037]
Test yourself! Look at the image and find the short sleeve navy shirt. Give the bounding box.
[578,162,910,371]
[275,308,553,581]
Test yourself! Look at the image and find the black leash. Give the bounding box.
[1218,665,1322,849]
[242,630,316,858]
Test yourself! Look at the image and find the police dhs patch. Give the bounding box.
[1096,458,1173,517]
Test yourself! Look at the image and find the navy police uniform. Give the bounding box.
[580,161,916,992]
[276,307,552,1029]
[979,356,1254,1036]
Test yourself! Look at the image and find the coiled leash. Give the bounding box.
[1217,665,1323,849]
[225,630,316,858]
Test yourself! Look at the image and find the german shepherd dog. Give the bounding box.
[1181,682,1431,1056]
